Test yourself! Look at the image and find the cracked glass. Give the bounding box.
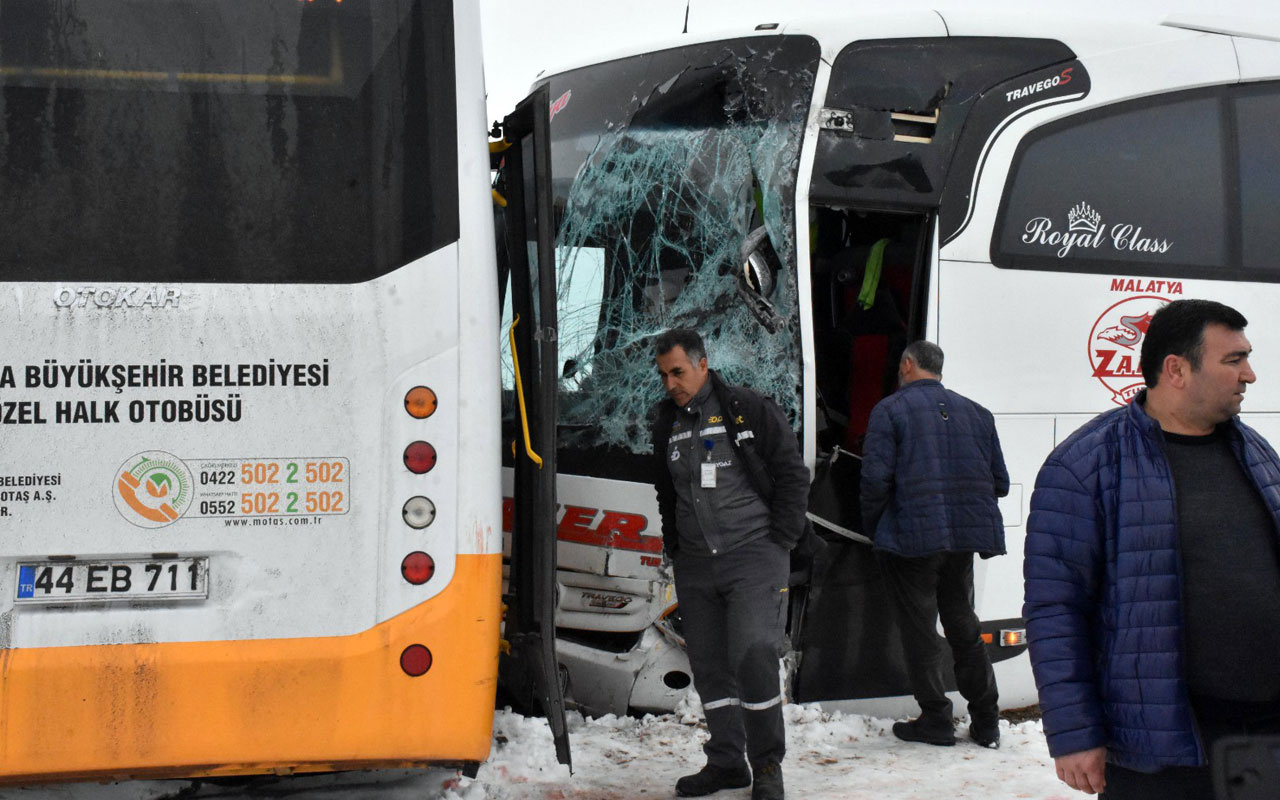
[508,35,819,471]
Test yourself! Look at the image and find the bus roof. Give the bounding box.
[1162,14,1280,42]
[534,9,1278,85]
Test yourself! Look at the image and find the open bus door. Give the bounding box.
[804,208,935,544]
[795,208,937,705]
[493,85,572,769]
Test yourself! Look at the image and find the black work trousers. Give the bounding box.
[674,536,790,770]
[877,551,999,725]
[1102,764,1213,799]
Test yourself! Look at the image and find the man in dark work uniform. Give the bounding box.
[1025,299,1280,798]
[651,329,810,800]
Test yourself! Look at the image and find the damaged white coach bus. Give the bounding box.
[500,11,1280,718]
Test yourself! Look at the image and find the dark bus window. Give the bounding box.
[993,94,1227,277]
[0,0,457,284]
[1237,90,1280,273]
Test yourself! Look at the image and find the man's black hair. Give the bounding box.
[653,328,707,363]
[1141,299,1248,387]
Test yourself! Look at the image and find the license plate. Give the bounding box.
[14,558,208,605]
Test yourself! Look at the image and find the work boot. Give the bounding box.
[969,716,1001,749]
[892,716,956,746]
[751,762,784,800]
[674,763,751,797]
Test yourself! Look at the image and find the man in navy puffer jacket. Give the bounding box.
[1025,299,1280,798]
[861,340,1010,749]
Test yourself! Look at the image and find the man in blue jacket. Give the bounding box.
[1024,299,1280,798]
[861,340,1009,749]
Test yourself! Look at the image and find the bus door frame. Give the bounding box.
[804,205,936,541]
[793,205,941,704]
[497,84,572,769]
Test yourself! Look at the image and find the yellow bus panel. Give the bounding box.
[0,553,500,784]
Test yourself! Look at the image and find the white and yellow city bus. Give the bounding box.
[0,0,566,784]
[519,10,1280,719]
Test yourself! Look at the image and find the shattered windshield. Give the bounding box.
[531,35,819,467]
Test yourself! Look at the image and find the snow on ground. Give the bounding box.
[0,705,1076,800]
[449,705,1074,800]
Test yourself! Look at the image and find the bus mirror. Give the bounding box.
[736,226,785,333]
[739,226,780,298]
[744,251,776,298]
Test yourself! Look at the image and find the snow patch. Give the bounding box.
[7,707,1072,800]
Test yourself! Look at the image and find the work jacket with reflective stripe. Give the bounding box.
[652,370,810,555]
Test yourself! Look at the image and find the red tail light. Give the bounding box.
[403,441,437,474]
[400,644,433,677]
[401,551,436,585]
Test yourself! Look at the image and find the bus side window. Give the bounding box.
[993,93,1230,277]
[1236,89,1280,274]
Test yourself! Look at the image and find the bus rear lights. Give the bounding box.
[401,551,435,585]
[402,496,436,528]
[404,386,438,419]
[1000,629,1027,647]
[403,441,437,474]
[400,644,433,677]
